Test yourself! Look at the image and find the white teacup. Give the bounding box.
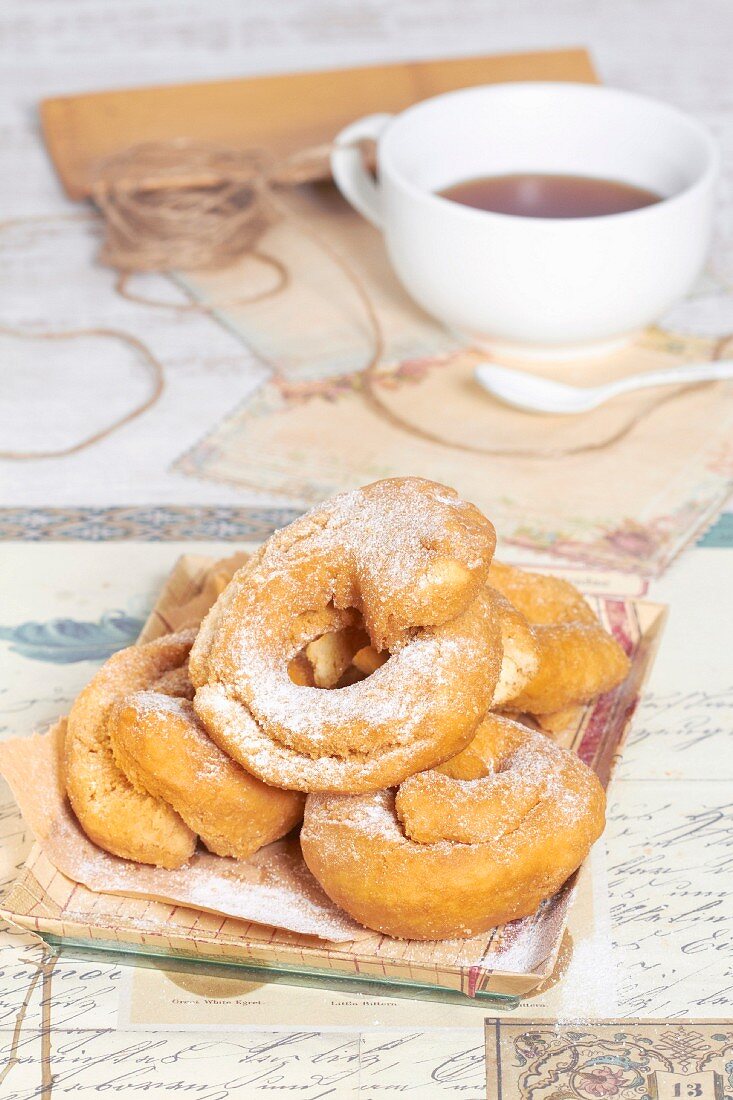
[331,82,718,359]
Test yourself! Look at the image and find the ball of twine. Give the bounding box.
[89,139,292,272]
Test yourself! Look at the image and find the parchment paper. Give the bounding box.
[0,721,364,942]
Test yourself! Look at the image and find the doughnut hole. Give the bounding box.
[191,480,501,780]
[286,611,391,689]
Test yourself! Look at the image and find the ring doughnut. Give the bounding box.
[109,693,305,860]
[65,630,198,868]
[191,478,503,793]
[488,562,630,716]
[300,714,605,940]
[287,592,537,707]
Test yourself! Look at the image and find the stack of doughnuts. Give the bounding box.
[64,477,629,940]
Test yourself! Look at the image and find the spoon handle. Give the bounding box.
[608,359,733,398]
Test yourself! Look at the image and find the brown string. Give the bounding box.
[114,249,289,312]
[0,324,164,460]
[89,138,388,409]
[93,141,725,461]
[3,141,730,463]
[0,140,370,462]
[0,147,295,462]
[264,185,386,373]
[89,138,339,273]
[90,141,272,272]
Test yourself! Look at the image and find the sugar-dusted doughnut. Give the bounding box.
[65,631,198,868]
[301,715,605,940]
[488,561,630,715]
[109,692,305,861]
[191,478,503,793]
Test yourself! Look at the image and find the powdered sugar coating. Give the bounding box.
[488,561,630,715]
[191,478,502,792]
[395,715,598,845]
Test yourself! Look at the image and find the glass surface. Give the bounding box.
[38,932,522,1009]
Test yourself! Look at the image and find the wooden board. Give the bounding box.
[40,48,597,200]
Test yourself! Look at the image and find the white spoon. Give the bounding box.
[474,359,733,415]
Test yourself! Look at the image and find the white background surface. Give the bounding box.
[1,0,732,508]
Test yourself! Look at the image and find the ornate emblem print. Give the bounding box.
[485,1020,733,1099]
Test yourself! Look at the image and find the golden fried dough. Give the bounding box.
[150,662,195,699]
[489,560,598,625]
[305,625,370,688]
[65,631,198,868]
[536,704,586,736]
[301,715,605,940]
[109,693,304,861]
[195,586,503,793]
[287,651,316,687]
[488,561,630,715]
[352,644,389,676]
[508,622,631,715]
[191,478,503,793]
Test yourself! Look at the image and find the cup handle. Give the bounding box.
[330,113,392,228]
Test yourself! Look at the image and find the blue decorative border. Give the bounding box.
[697,511,733,548]
[0,506,303,542]
[0,505,730,546]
